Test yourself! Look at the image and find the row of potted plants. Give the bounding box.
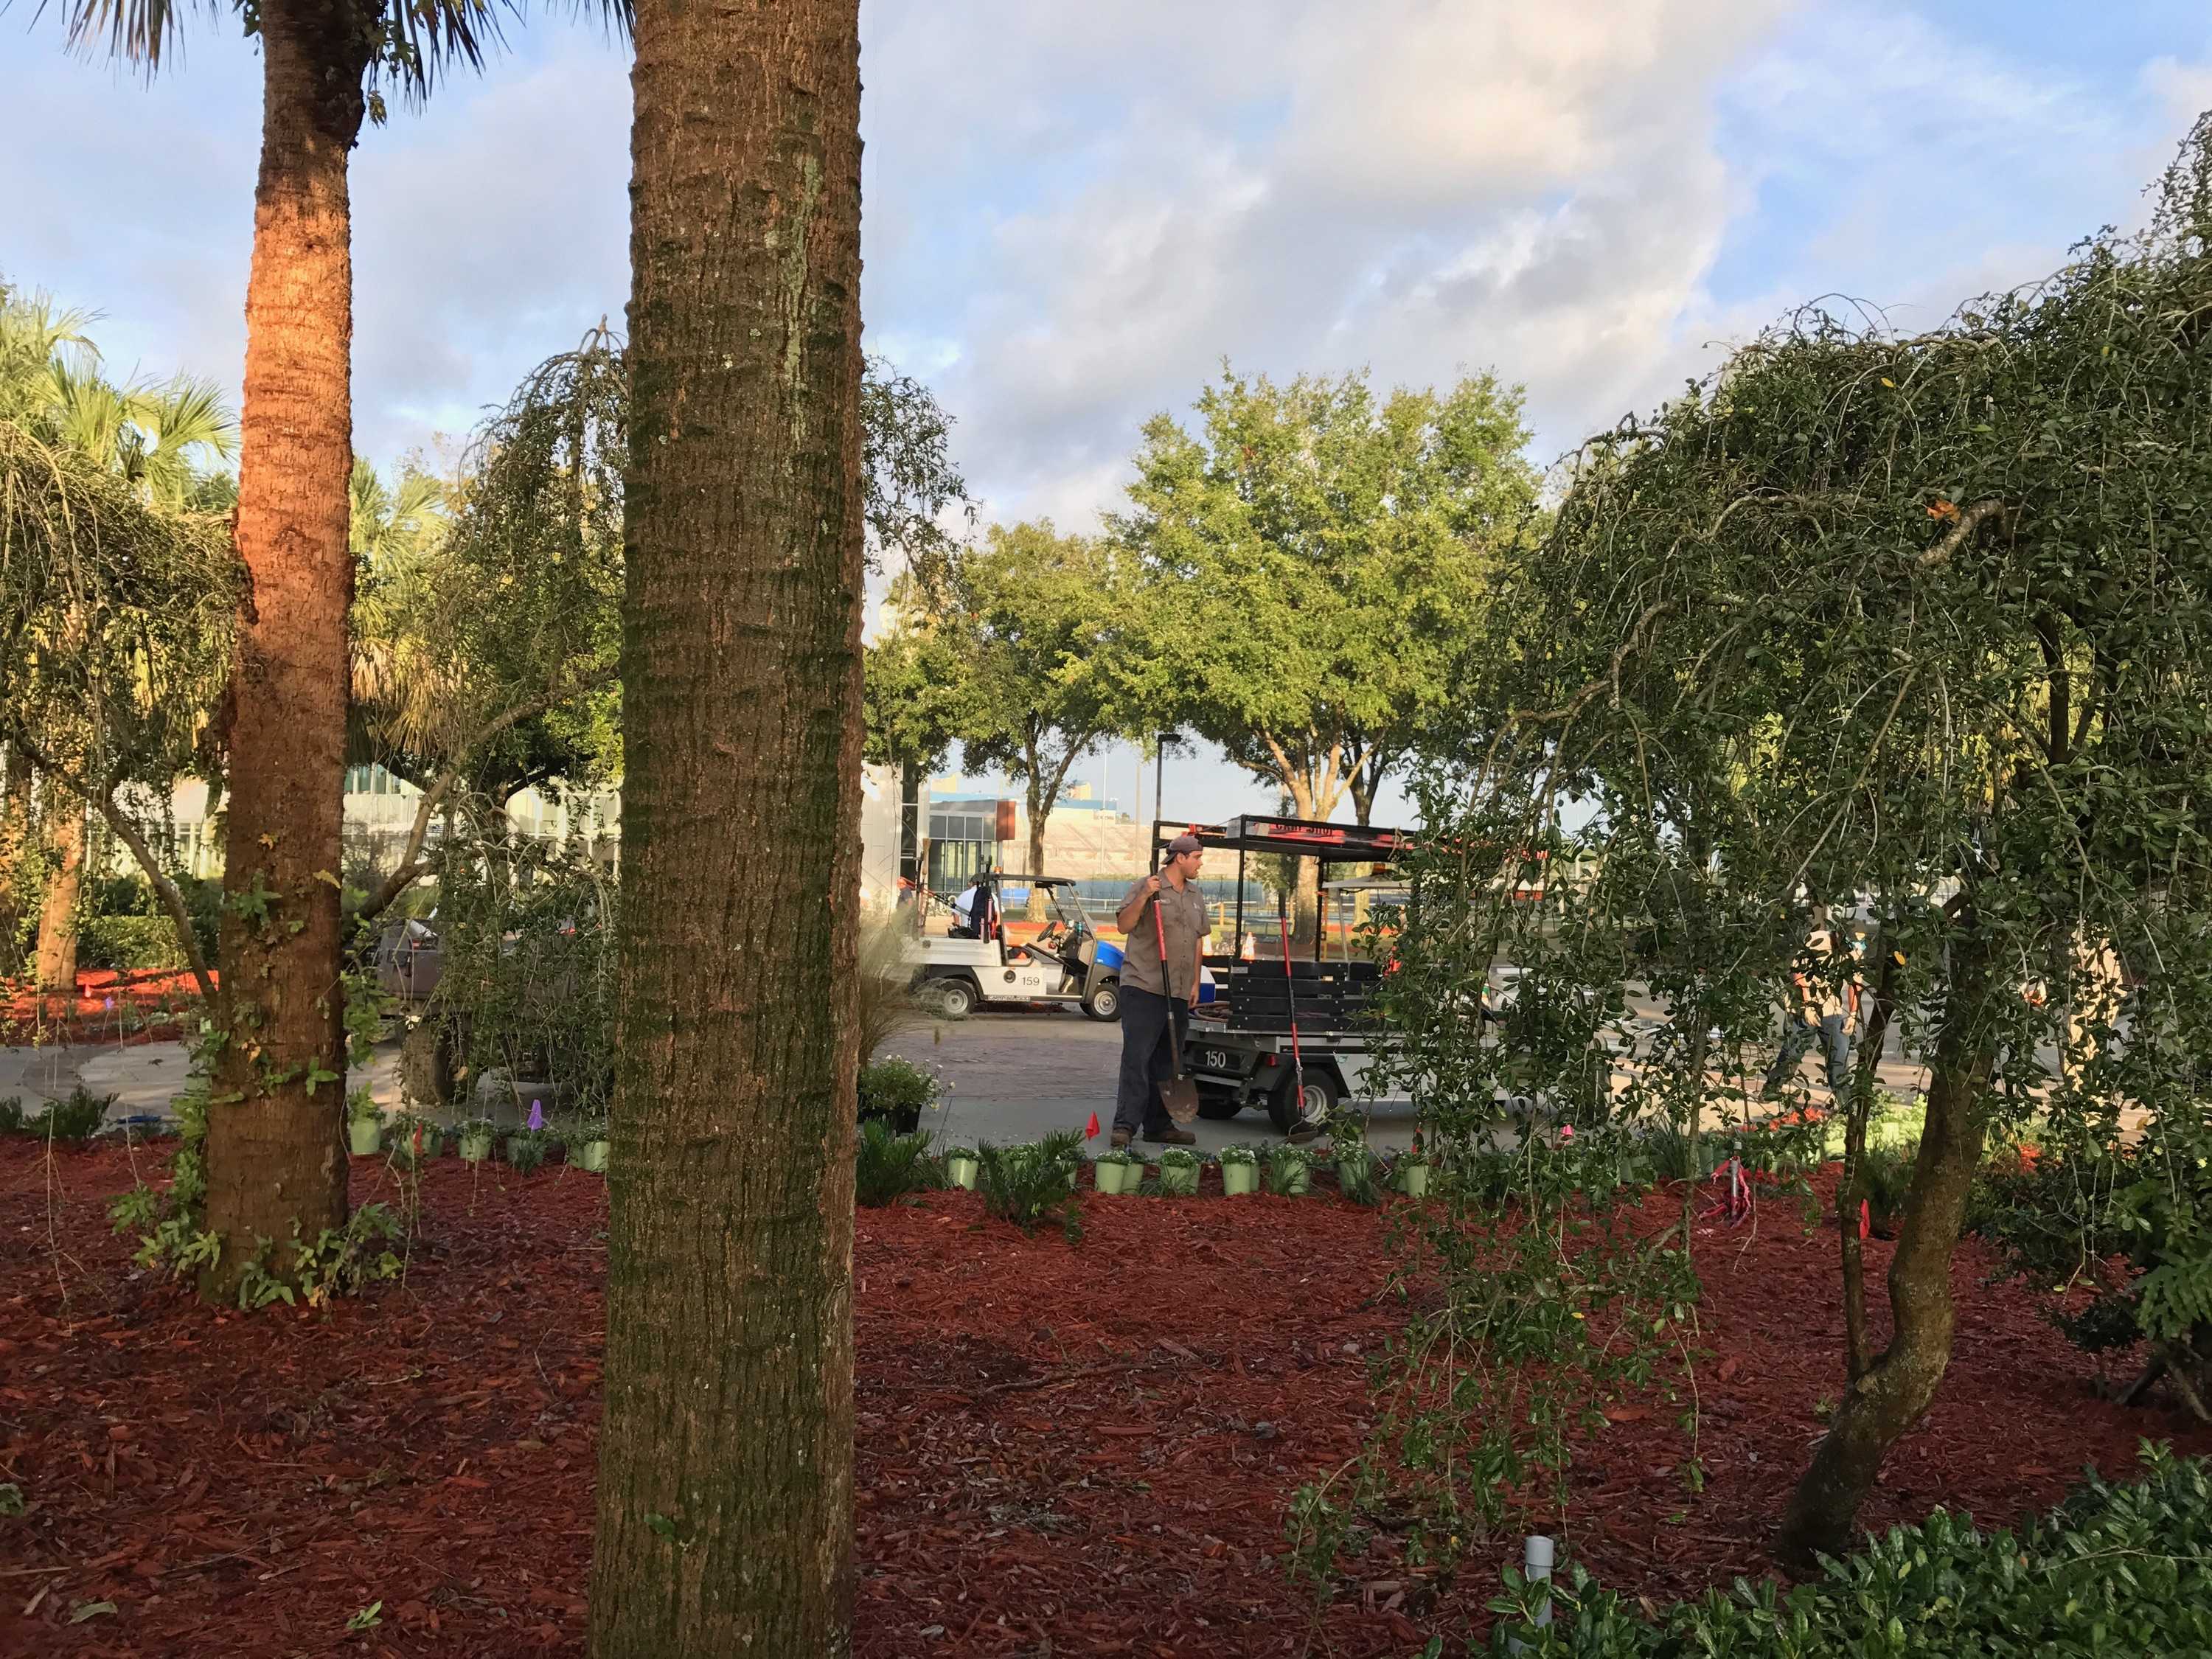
[936,1139,1430,1198]
[347,1093,611,1175]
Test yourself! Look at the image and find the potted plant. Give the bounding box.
[1092,1147,1141,1194]
[571,1114,611,1174]
[945,1146,980,1191]
[1332,1138,1379,1204]
[1394,1147,1430,1198]
[457,1116,496,1164]
[505,1101,553,1172]
[1219,1144,1260,1197]
[346,1089,382,1156]
[1156,1146,1200,1197]
[1265,1141,1312,1196]
[387,1113,440,1166]
[858,1057,941,1135]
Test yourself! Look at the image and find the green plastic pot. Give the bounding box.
[459,1128,494,1164]
[1093,1159,1136,1194]
[1398,1163,1430,1198]
[574,1139,611,1174]
[946,1152,979,1191]
[347,1119,382,1156]
[1335,1151,1371,1190]
[1222,1162,1259,1197]
[1158,1161,1200,1197]
[1280,1165,1311,1196]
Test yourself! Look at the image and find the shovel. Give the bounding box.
[1152,895,1201,1125]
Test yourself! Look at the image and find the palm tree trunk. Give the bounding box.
[0,749,33,978]
[34,792,83,997]
[588,0,864,1652]
[200,0,369,1301]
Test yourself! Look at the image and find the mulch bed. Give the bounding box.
[1,971,208,1050]
[2,1142,2207,1658]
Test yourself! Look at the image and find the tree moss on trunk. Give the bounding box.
[200,0,368,1301]
[587,0,865,1651]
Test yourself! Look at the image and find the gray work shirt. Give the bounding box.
[1120,876,1208,999]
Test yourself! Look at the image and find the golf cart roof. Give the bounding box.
[971,872,1083,888]
[1155,814,1410,861]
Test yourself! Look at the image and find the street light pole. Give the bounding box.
[1150,730,1182,873]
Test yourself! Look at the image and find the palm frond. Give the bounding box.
[42,0,193,75]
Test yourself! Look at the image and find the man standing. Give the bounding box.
[1110,833,1208,1149]
[1763,904,1860,1099]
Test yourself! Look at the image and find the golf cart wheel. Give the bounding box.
[1266,1067,1340,1135]
[1083,981,1121,1022]
[933,978,977,1020]
[1196,1094,1244,1121]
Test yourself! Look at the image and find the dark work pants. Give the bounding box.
[1114,986,1189,1136]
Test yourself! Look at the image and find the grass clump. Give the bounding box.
[856,1116,942,1207]
[976,1130,1085,1237]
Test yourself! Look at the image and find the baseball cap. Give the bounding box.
[1168,833,1202,855]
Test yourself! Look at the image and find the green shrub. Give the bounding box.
[77,915,188,973]
[976,1131,1084,1236]
[858,1057,939,1131]
[505,1131,552,1175]
[1480,1445,2212,1657]
[9,1088,111,1144]
[77,872,220,971]
[855,1117,941,1207]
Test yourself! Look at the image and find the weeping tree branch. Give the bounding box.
[352,667,617,931]
[4,730,218,1004]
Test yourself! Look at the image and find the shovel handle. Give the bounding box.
[1152,896,1186,1065]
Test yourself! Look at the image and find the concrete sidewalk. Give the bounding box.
[0,1037,403,1128]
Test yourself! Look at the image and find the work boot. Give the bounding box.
[1145,1127,1197,1147]
[1110,1127,1133,1150]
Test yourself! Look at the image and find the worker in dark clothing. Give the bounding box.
[1110,834,1208,1148]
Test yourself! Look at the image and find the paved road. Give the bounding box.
[877,1007,1427,1154]
[7,1003,1941,1161]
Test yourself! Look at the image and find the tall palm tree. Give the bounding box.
[588,0,865,1649]
[47,0,631,1301]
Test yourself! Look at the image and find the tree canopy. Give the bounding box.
[1388,116,2212,1567]
[1115,364,1540,832]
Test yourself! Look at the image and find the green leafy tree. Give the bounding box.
[1115,364,1538,935]
[930,521,1130,889]
[1418,118,2212,1568]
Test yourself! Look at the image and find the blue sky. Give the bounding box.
[5,0,2209,826]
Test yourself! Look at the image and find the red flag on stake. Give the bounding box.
[1860,1199,1871,1241]
[1085,1112,1100,1139]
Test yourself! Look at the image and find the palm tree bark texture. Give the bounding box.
[202,0,373,1300]
[588,0,864,1652]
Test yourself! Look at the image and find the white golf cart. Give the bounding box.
[904,872,1129,1020]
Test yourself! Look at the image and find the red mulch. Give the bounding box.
[0,971,209,1048]
[2,1144,2206,1659]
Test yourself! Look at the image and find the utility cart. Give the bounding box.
[1160,815,1411,1135]
[904,870,1137,1020]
